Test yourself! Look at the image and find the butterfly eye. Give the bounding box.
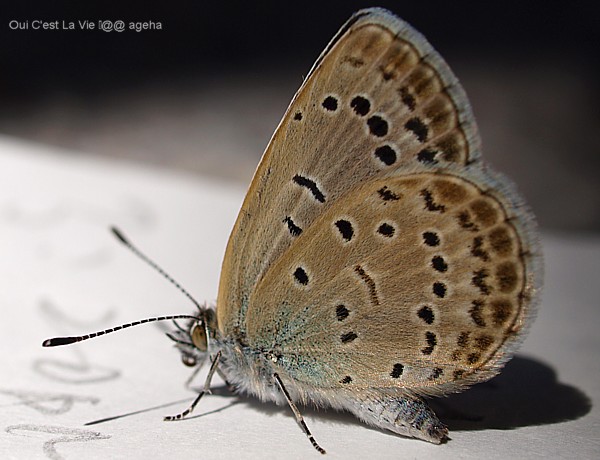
[181,354,197,367]
[190,323,208,352]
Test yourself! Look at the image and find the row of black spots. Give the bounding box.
[422,232,448,300]
[420,189,446,213]
[283,216,302,237]
[292,174,325,203]
[340,331,358,343]
[334,219,354,242]
[321,94,391,142]
[472,269,492,296]
[348,95,389,140]
[377,222,395,238]
[293,267,309,286]
[354,265,380,306]
[422,331,437,355]
[322,94,372,118]
[390,363,404,378]
[377,186,401,202]
[336,304,350,321]
[349,95,397,170]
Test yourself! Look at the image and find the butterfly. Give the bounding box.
[44,7,542,454]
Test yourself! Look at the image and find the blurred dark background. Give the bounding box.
[1,1,599,231]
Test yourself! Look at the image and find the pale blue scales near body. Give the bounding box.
[43,7,543,455]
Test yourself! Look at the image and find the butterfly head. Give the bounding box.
[167,307,217,368]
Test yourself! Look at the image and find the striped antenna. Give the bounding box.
[43,227,204,347]
[42,314,199,347]
[110,227,202,311]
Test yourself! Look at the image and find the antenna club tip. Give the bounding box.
[42,337,77,347]
[110,226,129,245]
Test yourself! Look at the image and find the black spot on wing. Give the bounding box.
[293,267,309,286]
[433,282,447,298]
[422,331,437,355]
[336,305,349,321]
[421,189,446,213]
[378,186,400,201]
[417,148,438,164]
[417,306,434,324]
[422,231,440,246]
[334,219,354,242]
[322,96,338,111]
[341,331,358,343]
[398,87,416,111]
[354,265,379,306]
[283,216,302,236]
[431,256,448,272]
[390,363,404,378]
[405,117,429,142]
[292,175,325,203]
[367,115,388,137]
[374,145,397,166]
[377,223,395,237]
[350,96,370,116]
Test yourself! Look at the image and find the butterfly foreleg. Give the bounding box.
[164,350,222,421]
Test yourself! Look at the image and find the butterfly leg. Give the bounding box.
[164,351,222,421]
[348,393,448,444]
[273,373,326,455]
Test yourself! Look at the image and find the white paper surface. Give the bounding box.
[1,136,598,459]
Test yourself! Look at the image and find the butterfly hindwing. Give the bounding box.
[245,169,538,394]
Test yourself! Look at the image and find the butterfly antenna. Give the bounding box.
[42,314,199,347]
[110,226,203,311]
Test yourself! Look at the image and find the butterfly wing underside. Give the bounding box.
[218,9,480,330]
[216,8,540,395]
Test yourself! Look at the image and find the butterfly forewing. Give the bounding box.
[217,10,482,337]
